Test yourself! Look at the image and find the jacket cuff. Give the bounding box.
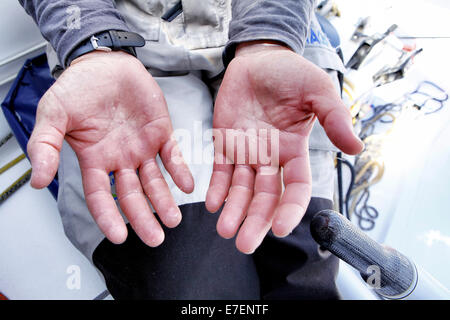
[223,31,306,67]
[41,7,131,67]
[223,0,314,67]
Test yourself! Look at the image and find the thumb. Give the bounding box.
[309,79,364,155]
[27,92,68,189]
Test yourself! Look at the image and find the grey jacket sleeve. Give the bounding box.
[19,0,130,66]
[224,0,315,65]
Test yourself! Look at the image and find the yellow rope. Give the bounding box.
[0,154,26,175]
[0,168,32,205]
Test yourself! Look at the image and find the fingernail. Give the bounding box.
[184,177,194,191]
[168,208,182,226]
[273,219,293,238]
[357,137,365,150]
[152,230,165,246]
[110,225,127,244]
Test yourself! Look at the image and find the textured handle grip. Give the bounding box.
[310,210,417,298]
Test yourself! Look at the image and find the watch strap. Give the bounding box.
[65,30,145,67]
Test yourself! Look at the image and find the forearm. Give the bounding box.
[19,0,130,66]
[224,0,315,65]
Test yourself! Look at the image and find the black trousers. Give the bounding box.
[92,198,340,300]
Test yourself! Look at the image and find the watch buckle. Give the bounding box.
[90,36,112,52]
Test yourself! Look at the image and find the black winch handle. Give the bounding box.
[310,209,417,299]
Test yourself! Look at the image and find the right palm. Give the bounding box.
[28,51,194,247]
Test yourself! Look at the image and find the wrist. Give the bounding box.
[70,50,135,67]
[235,40,292,58]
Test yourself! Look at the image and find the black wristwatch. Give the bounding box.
[65,30,146,67]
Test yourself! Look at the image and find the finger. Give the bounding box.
[216,165,255,239]
[81,167,128,244]
[115,167,165,247]
[272,155,312,237]
[27,91,68,189]
[205,152,233,213]
[160,137,194,194]
[235,166,282,254]
[310,81,364,155]
[139,159,182,229]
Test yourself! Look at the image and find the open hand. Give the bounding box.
[206,42,363,254]
[28,51,194,247]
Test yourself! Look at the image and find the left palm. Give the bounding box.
[206,47,363,254]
